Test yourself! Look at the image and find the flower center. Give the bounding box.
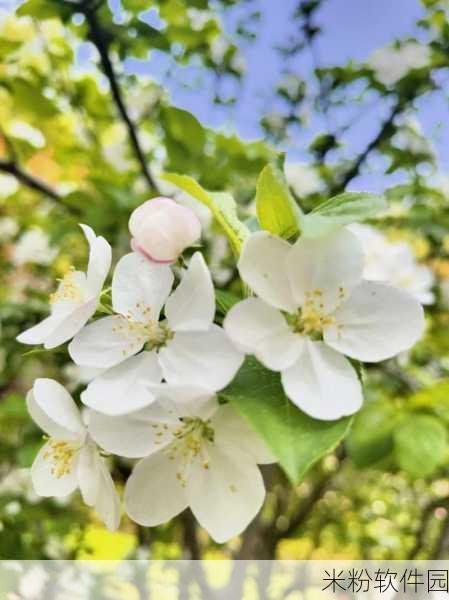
[165,417,215,486]
[144,320,174,351]
[287,288,339,339]
[43,439,80,478]
[49,269,84,305]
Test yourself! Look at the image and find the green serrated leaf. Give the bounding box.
[220,357,352,483]
[161,173,249,254]
[394,414,448,478]
[256,163,301,239]
[300,192,388,237]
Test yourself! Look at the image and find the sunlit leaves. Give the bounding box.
[220,357,353,483]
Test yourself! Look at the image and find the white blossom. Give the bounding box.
[70,251,243,415]
[27,378,120,531]
[368,42,430,86]
[224,229,425,420]
[17,225,111,349]
[12,228,57,266]
[284,163,324,197]
[349,224,435,305]
[88,383,273,543]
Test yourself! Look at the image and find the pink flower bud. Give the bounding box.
[129,197,201,263]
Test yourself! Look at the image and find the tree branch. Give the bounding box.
[81,2,159,192]
[331,101,403,194]
[0,159,62,202]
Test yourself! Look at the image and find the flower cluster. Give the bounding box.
[17,196,425,541]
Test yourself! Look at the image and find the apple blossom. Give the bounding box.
[70,251,243,415]
[17,225,111,349]
[27,378,120,531]
[224,228,425,421]
[129,197,201,263]
[368,42,430,86]
[87,383,274,543]
[349,224,435,305]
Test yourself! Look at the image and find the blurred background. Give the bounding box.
[2,0,449,561]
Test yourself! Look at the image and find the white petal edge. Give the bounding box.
[80,224,112,297]
[32,379,84,435]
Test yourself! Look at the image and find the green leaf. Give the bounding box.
[161,173,249,254]
[300,192,388,237]
[346,400,399,467]
[220,357,352,483]
[394,414,448,478]
[215,289,240,316]
[256,163,300,239]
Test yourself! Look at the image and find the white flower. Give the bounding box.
[368,42,430,86]
[284,163,324,197]
[17,225,111,349]
[87,383,273,543]
[12,228,57,266]
[70,251,243,415]
[224,229,425,420]
[27,378,120,531]
[129,197,201,263]
[0,216,18,241]
[349,224,435,305]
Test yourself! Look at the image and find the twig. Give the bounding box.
[0,159,62,202]
[80,1,159,192]
[180,509,201,560]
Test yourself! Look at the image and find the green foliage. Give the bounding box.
[256,162,300,239]
[162,173,249,253]
[394,414,449,478]
[299,192,388,237]
[220,358,352,483]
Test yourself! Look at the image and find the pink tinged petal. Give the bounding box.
[88,405,176,458]
[32,379,84,435]
[286,228,364,313]
[81,351,162,416]
[164,252,215,332]
[238,232,296,312]
[112,252,174,322]
[129,197,201,263]
[158,324,244,391]
[124,452,188,526]
[224,298,303,371]
[211,404,275,464]
[31,442,79,497]
[281,340,363,421]
[79,224,112,297]
[187,444,265,543]
[324,280,425,362]
[68,315,145,369]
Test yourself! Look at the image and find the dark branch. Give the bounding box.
[0,159,62,202]
[330,100,404,195]
[81,3,159,192]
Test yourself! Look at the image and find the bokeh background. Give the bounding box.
[2,0,449,561]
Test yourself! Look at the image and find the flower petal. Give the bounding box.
[32,379,84,435]
[68,315,145,369]
[187,444,265,543]
[27,390,77,439]
[79,224,112,297]
[112,252,173,322]
[224,298,303,371]
[325,280,425,362]
[81,351,162,416]
[31,442,79,497]
[238,232,296,312]
[158,324,244,391]
[165,252,215,332]
[124,452,188,526]
[286,228,364,312]
[94,457,121,531]
[88,405,176,458]
[281,340,363,420]
[212,404,275,464]
[77,443,99,506]
[145,383,218,420]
